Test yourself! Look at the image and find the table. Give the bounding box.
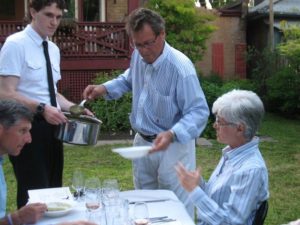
[33,189,195,225]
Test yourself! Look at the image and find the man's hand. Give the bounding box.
[150,130,174,153]
[43,104,68,125]
[13,203,47,224]
[83,84,107,100]
[175,162,201,192]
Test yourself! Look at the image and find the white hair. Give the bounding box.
[212,89,265,140]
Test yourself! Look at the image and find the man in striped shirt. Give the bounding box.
[176,89,269,224]
[83,8,209,217]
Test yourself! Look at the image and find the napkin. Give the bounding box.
[28,187,73,203]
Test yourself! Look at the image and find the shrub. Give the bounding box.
[89,70,257,138]
[200,75,255,139]
[88,71,132,134]
[146,0,216,63]
[266,67,300,116]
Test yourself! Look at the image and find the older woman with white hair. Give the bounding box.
[176,89,269,225]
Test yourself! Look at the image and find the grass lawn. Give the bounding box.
[3,113,300,225]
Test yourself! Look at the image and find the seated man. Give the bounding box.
[176,89,269,225]
[0,100,96,225]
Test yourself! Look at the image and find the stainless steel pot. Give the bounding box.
[55,112,102,145]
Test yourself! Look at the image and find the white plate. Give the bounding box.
[112,146,152,159]
[45,201,74,217]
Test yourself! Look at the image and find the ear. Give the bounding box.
[0,124,3,137]
[236,123,246,136]
[30,8,36,20]
[161,30,166,39]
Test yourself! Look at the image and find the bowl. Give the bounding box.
[112,146,152,159]
[45,201,74,217]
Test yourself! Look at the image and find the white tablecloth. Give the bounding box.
[33,189,195,225]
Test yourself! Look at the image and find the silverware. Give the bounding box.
[149,216,168,221]
[129,198,170,204]
[150,218,176,224]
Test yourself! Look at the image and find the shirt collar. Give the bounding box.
[141,41,170,71]
[24,24,48,47]
[222,136,260,161]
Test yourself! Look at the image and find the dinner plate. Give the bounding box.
[112,146,152,159]
[45,201,74,217]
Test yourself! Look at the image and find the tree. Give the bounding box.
[145,0,216,63]
[278,21,300,71]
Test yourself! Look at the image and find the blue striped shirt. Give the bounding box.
[189,137,269,225]
[104,42,209,143]
[0,157,7,218]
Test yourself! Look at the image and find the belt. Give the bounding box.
[138,132,157,142]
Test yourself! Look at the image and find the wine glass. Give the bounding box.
[102,179,119,203]
[85,177,101,212]
[72,169,84,201]
[133,202,149,225]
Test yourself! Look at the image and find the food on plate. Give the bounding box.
[47,202,72,211]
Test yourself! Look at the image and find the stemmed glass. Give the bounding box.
[72,169,84,201]
[102,179,119,203]
[85,177,101,212]
[133,202,149,225]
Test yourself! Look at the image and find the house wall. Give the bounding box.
[197,15,246,79]
[106,0,128,22]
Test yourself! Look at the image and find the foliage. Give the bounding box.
[248,23,300,116]
[4,114,300,225]
[145,0,216,63]
[278,21,300,71]
[88,70,256,139]
[266,67,300,115]
[88,71,132,134]
[200,75,255,138]
[209,0,239,8]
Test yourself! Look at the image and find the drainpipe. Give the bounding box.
[269,0,274,51]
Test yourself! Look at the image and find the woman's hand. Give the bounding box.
[175,162,201,192]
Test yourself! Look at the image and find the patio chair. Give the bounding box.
[252,200,268,225]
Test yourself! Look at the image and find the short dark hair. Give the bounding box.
[126,8,165,36]
[29,0,66,12]
[0,100,33,129]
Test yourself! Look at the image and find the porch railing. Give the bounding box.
[0,21,130,59]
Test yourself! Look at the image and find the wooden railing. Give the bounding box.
[0,21,130,59]
[0,21,25,45]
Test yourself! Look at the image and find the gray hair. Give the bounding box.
[125,8,165,36]
[0,100,33,128]
[212,89,265,141]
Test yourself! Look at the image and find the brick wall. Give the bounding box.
[197,16,246,79]
[106,0,128,22]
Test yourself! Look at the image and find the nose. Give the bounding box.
[51,17,59,26]
[26,132,32,143]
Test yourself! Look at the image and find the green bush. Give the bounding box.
[88,71,132,133]
[200,75,255,139]
[90,70,256,139]
[146,0,216,63]
[266,67,300,115]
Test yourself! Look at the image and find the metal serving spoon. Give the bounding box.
[69,99,87,116]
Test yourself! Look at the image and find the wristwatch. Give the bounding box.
[36,102,46,115]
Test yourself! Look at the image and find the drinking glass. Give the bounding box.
[102,179,119,202]
[133,202,149,225]
[72,169,84,201]
[85,177,101,212]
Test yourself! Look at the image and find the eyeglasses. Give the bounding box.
[214,117,236,127]
[130,35,158,49]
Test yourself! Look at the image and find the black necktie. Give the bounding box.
[42,41,57,107]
